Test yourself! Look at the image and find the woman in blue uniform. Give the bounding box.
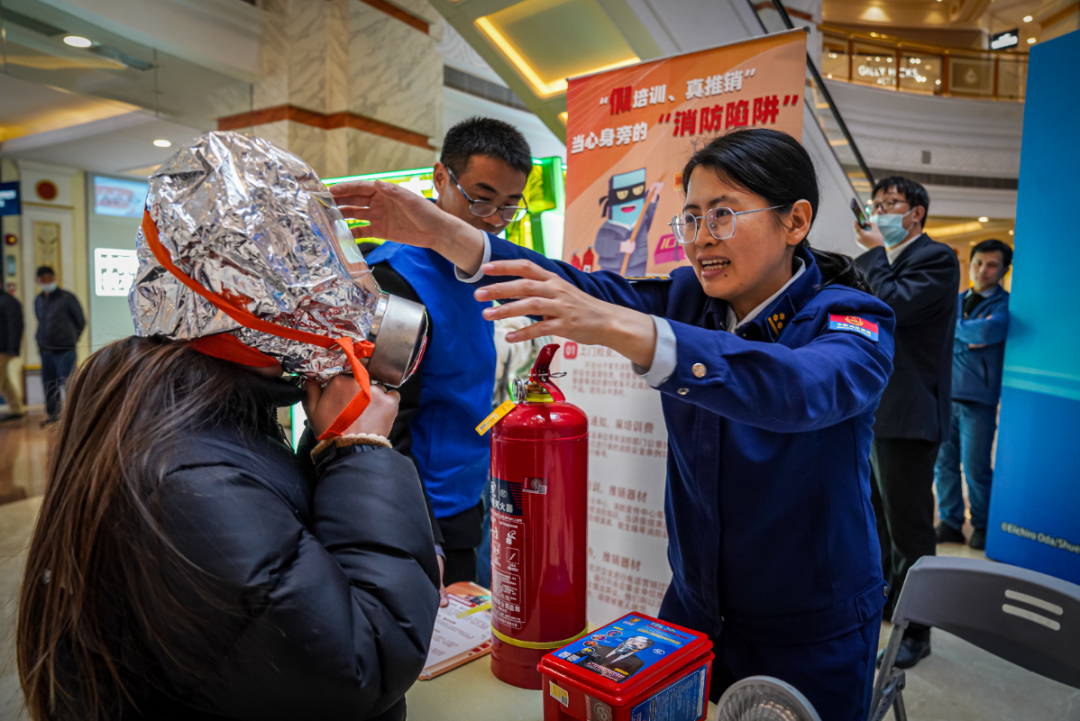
[333,128,894,720]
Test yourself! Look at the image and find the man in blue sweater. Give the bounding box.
[362,118,532,601]
[934,239,1012,551]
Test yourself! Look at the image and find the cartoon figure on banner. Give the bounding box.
[595,169,662,277]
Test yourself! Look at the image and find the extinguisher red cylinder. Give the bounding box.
[489,350,588,689]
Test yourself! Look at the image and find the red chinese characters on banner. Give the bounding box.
[691,94,797,134]
[609,85,633,115]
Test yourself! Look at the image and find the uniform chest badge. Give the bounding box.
[828,314,879,342]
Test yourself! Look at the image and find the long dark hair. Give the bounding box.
[681,128,869,292]
[17,336,279,721]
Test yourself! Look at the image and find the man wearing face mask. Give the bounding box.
[854,176,959,670]
[34,265,85,425]
[359,117,532,603]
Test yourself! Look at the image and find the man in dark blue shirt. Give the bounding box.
[934,239,1011,551]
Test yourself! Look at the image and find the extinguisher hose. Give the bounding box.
[490,624,590,650]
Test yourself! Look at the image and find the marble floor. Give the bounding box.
[0,412,1076,720]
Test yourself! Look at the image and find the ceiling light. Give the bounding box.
[827,73,833,78]
[1027,37,1036,44]
[1023,15,1033,22]
[1008,230,1014,235]
[978,216,989,223]
[935,79,942,85]
[153,139,172,148]
[63,35,92,48]
[870,32,879,37]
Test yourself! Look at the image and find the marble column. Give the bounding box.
[219,0,444,178]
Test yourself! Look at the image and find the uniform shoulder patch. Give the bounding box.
[828,314,879,342]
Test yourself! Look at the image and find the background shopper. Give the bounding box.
[934,239,1012,551]
[855,176,959,670]
[33,265,84,424]
[334,128,896,721]
[0,285,25,422]
[360,117,532,598]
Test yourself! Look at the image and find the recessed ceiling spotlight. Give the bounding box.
[1008,230,1014,235]
[63,35,92,48]
[978,216,989,223]
[153,139,172,148]
[1023,15,1033,22]
[1027,37,1036,44]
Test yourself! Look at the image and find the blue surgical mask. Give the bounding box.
[871,211,912,248]
[39,282,58,293]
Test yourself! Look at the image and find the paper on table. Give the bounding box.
[419,581,493,680]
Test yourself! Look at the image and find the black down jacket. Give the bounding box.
[124,375,441,721]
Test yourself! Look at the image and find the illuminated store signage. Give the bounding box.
[991,29,1019,50]
[856,62,929,85]
[95,248,138,296]
[0,182,20,217]
[94,176,149,218]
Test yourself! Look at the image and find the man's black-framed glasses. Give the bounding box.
[447,168,528,223]
[669,205,784,244]
[869,198,910,214]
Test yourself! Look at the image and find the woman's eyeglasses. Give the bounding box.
[669,205,784,244]
[447,168,528,223]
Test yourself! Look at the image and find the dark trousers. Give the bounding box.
[438,501,484,585]
[659,585,878,721]
[870,437,939,640]
[40,349,77,422]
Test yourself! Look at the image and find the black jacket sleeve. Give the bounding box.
[159,445,439,720]
[855,242,959,325]
[0,294,22,356]
[68,292,86,337]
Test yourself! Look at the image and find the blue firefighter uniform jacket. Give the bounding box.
[468,237,894,647]
[952,287,1009,406]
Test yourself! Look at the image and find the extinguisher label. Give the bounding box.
[492,476,527,629]
[491,477,524,517]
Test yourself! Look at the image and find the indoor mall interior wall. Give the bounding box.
[825,79,1022,218]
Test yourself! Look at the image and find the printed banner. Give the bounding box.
[561,31,807,627]
[564,29,807,279]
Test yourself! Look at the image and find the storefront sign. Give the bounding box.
[0,182,20,217]
[94,248,138,296]
[991,29,1019,50]
[93,176,149,218]
[562,31,807,626]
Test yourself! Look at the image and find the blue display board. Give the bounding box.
[986,29,1080,583]
[0,181,20,216]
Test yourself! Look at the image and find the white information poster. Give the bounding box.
[556,339,672,628]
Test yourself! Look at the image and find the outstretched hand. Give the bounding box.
[474,259,657,369]
[330,180,460,250]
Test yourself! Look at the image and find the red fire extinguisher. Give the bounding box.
[488,343,589,689]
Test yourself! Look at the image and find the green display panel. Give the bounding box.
[321,157,566,260]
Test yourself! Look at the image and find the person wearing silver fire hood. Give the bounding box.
[16,132,438,721]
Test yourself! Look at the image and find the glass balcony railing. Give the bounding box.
[821,25,1028,102]
[750,1,875,200]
